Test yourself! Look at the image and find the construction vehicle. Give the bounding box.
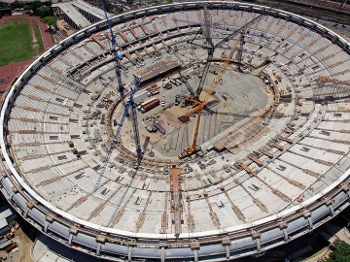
[93,76,142,192]
[146,125,157,133]
[148,90,159,97]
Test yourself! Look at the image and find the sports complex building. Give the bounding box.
[1,1,350,261]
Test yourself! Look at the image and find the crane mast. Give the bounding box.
[178,35,242,159]
[178,0,285,159]
[101,1,116,48]
[101,1,123,90]
[178,70,195,97]
[236,32,246,72]
[131,101,142,167]
[195,6,214,100]
[93,76,142,192]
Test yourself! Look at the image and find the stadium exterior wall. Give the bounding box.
[0,1,349,261]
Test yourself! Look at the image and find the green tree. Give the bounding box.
[324,240,350,262]
[0,2,10,8]
[37,5,52,17]
[43,1,52,6]
[31,0,43,12]
[23,4,32,11]
[42,16,57,26]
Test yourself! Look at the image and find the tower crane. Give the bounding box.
[194,15,262,100]
[193,0,285,99]
[93,76,142,192]
[101,1,123,91]
[177,0,286,159]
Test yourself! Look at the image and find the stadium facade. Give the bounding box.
[1,1,350,261]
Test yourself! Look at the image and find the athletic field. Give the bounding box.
[0,18,35,67]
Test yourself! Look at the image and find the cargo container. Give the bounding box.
[154,121,166,135]
[133,90,149,104]
[5,242,17,253]
[138,98,156,111]
[148,90,160,97]
[141,99,160,113]
[141,97,157,107]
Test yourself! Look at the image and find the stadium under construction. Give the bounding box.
[1,1,350,261]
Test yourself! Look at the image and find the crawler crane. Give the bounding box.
[178,35,242,159]
[178,0,285,159]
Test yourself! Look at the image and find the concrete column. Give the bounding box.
[256,237,261,251]
[279,222,288,242]
[251,231,261,252]
[193,249,198,262]
[225,244,230,259]
[9,192,14,201]
[68,234,73,246]
[329,205,335,216]
[307,217,314,230]
[303,210,313,230]
[68,226,78,246]
[96,243,101,256]
[283,228,288,241]
[128,245,132,262]
[24,201,33,218]
[191,242,200,262]
[221,237,231,259]
[326,199,335,217]
[161,246,165,262]
[44,221,49,233]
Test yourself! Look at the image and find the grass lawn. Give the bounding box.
[0,19,35,67]
[33,23,44,53]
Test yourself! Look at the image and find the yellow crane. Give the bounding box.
[178,35,243,159]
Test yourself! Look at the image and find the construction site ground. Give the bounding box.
[117,63,273,161]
